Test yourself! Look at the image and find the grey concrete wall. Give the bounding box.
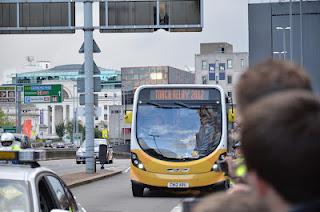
[249,1,320,94]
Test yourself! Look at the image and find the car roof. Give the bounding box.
[0,165,54,181]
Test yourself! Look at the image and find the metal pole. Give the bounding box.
[72,85,76,144]
[15,74,22,134]
[76,90,79,134]
[289,0,293,61]
[84,0,95,174]
[283,30,286,60]
[156,0,160,26]
[300,0,303,65]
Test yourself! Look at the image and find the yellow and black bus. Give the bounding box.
[130,85,228,196]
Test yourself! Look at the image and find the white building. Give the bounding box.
[195,43,248,103]
[8,64,122,137]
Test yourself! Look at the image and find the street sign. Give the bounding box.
[0,86,16,104]
[24,84,63,104]
[0,126,17,133]
[99,0,202,33]
[79,94,98,106]
[79,40,101,53]
[79,62,101,75]
[228,108,236,123]
[77,77,101,93]
[0,2,76,34]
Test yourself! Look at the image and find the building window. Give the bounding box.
[150,72,163,80]
[228,91,232,98]
[241,59,245,68]
[201,60,207,70]
[104,114,108,120]
[227,59,233,69]
[104,105,108,110]
[220,47,225,53]
[104,94,108,98]
[219,63,226,71]
[227,75,232,84]
[202,76,207,84]
[219,72,226,80]
[95,116,99,121]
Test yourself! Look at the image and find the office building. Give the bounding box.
[195,42,248,103]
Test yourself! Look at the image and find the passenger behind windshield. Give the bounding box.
[194,106,220,157]
[137,103,221,161]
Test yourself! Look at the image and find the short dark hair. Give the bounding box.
[241,91,320,204]
[236,59,312,113]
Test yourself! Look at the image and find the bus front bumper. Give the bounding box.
[130,165,227,189]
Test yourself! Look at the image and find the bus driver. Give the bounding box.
[194,107,219,157]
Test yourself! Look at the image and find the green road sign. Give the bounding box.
[0,126,17,133]
[0,86,16,104]
[24,84,63,104]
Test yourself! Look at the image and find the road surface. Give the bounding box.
[70,171,199,212]
[40,159,130,175]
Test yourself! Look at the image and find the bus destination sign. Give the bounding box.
[150,89,209,101]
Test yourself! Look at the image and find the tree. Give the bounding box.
[65,121,73,137]
[95,128,102,138]
[55,122,65,138]
[0,109,14,126]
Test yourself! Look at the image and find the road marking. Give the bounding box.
[170,204,182,212]
[124,167,130,173]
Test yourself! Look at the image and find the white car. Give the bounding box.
[0,150,85,212]
[76,139,113,164]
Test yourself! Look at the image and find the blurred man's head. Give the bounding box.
[241,91,320,209]
[236,59,312,114]
[192,191,269,212]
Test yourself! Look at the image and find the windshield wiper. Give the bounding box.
[146,101,179,109]
[174,101,192,109]
[148,134,164,156]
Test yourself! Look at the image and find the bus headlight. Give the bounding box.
[131,152,146,171]
[212,164,219,172]
[138,163,144,169]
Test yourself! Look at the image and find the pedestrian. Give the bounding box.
[241,91,320,212]
[0,133,21,151]
[227,59,313,188]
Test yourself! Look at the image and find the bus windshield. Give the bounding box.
[136,88,222,162]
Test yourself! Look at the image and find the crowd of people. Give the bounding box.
[191,59,320,212]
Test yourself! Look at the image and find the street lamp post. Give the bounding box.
[276,26,291,60]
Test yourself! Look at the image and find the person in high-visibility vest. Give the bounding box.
[232,141,247,180]
[0,133,21,151]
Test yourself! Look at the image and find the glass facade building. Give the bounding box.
[12,64,121,90]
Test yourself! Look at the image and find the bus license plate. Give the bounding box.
[167,182,189,188]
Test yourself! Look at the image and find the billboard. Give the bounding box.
[0,86,16,104]
[100,0,202,33]
[0,2,75,34]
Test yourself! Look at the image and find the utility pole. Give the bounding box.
[15,73,22,134]
[289,0,293,61]
[84,0,95,174]
[300,0,304,65]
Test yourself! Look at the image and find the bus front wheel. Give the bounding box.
[131,181,144,197]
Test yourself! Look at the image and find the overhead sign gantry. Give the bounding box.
[0,0,203,174]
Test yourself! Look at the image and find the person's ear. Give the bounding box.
[247,171,269,197]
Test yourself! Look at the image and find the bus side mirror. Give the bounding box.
[228,108,236,123]
[124,111,133,124]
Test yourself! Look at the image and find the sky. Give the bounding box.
[0,0,249,83]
